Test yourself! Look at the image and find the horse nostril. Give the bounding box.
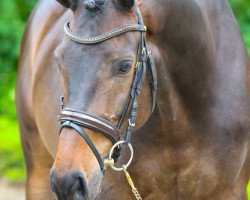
[50,170,89,199]
[72,175,89,198]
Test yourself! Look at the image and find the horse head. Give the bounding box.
[50,0,157,199]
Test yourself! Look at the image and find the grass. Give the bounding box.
[0,117,25,182]
[248,182,250,200]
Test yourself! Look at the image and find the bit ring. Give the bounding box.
[108,141,134,171]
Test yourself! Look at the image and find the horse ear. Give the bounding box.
[118,0,134,9]
[56,0,77,9]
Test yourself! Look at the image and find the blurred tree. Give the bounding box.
[15,0,37,21]
[229,0,250,54]
[0,0,36,118]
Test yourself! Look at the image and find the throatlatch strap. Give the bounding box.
[61,121,105,172]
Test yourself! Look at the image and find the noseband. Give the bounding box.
[58,8,157,172]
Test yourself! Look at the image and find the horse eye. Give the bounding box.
[118,61,132,74]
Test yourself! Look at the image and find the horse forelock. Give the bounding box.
[82,0,135,12]
[83,0,106,11]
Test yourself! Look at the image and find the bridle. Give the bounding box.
[58,8,157,173]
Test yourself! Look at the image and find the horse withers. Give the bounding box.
[16,0,250,199]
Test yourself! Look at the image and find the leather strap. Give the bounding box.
[59,108,121,143]
[146,46,157,114]
[60,121,105,172]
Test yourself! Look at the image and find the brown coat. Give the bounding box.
[16,0,250,199]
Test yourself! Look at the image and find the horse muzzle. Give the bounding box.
[49,126,105,200]
[50,170,89,200]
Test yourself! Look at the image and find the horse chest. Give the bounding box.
[135,147,219,199]
[102,141,244,200]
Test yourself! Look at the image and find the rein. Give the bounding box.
[58,8,157,198]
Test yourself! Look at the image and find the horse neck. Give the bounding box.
[143,0,249,135]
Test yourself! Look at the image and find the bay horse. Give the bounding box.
[16,0,250,199]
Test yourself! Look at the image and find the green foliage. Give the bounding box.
[0,0,35,181]
[229,0,250,54]
[15,0,37,21]
[0,0,36,118]
[0,117,25,181]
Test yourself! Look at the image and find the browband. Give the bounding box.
[64,22,146,44]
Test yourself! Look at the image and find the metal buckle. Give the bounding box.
[129,119,136,127]
[135,62,140,69]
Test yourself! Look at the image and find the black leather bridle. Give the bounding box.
[58,8,157,173]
